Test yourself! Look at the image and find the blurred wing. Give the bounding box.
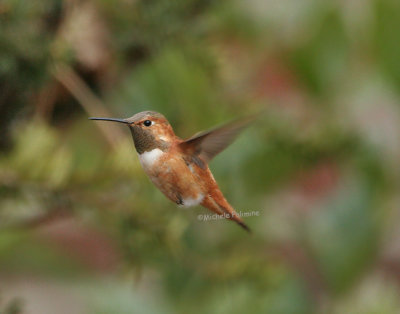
[179,114,256,164]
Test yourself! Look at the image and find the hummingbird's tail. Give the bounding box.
[201,194,251,233]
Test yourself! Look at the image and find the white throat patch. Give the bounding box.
[139,148,164,168]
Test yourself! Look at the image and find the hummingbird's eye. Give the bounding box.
[143,120,152,127]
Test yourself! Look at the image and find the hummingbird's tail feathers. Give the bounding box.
[201,195,251,233]
[201,196,224,216]
[236,220,251,233]
[218,203,251,233]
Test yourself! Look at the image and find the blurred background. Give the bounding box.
[1,0,400,313]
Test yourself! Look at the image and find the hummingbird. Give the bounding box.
[90,111,253,232]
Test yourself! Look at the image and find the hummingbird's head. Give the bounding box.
[89,111,175,154]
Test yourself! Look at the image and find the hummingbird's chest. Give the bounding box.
[137,148,207,207]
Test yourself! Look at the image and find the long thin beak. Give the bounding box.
[89,117,131,124]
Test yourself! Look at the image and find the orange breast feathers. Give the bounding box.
[138,146,210,207]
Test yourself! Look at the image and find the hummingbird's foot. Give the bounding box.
[175,194,184,205]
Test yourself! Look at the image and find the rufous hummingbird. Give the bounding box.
[90,111,253,232]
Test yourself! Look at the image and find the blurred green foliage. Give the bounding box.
[1,0,400,313]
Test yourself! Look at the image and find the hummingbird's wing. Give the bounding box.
[179,114,256,164]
